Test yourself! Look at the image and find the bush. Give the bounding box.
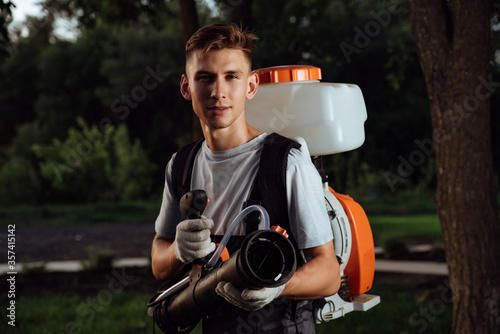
[0,155,42,204]
[112,125,156,201]
[22,262,48,275]
[83,247,118,272]
[33,117,156,202]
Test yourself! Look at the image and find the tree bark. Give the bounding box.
[178,0,199,44]
[229,0,253,30]
[406,0,500,333]
[178,0,203,141]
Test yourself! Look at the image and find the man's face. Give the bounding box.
[181,48,258,131]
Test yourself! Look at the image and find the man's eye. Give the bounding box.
[227,75,237,80]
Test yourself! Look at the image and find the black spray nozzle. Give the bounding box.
[179,189,208,220]
[153,229,297,333]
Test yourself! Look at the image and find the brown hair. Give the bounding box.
[185,23,257,65]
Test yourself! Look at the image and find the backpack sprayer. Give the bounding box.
[148,190,297,333]
[245,65,380,322]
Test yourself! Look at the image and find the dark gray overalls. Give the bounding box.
[172,133,318,334]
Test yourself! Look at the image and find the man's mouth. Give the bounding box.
[208,106,230,115]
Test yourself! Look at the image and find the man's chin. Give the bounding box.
[207,118,233,130]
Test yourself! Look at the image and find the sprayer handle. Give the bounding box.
[179,190,208,220]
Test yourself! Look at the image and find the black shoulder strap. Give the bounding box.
[247,133,302,250]
[172,134,302,252]
[171,139,204,200]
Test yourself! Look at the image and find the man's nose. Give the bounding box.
[210,78,226,100]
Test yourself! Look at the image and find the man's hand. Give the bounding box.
[174,218,216,264]
[216,281,286,311]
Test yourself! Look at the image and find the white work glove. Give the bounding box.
[174,217,216,264]
[215,281,286,311]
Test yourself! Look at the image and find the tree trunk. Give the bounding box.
[178,0,203,141]
[229,0,253,30]
[178,0,199,44]
[406,0,500,333]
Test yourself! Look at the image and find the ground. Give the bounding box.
[14,223,159,295]
[18,223,156,262]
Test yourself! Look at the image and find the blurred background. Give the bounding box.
[3,0,499,206]
[0,0,499,333]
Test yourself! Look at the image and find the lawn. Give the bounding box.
[2,280,451,334]
[368,214,442,244]
[0,201,161,227]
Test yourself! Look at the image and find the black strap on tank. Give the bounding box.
[245,133,301,253]
[171,139,204,200]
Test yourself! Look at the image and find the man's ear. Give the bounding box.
[246,72,259,100]
[180,74,192,100]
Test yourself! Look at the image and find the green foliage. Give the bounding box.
[0,0,14,59]
[0,37,42,146]
[42,0,170,31]
[0,155,42,204]
[33,118,113,202]
[22,262,48,275]
[112,125,156,200]
[82,247,118,272]
[324,150,389,199]
[33,118,156,202]
[1,0,498,206]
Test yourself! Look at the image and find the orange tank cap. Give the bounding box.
[253,65,322,84]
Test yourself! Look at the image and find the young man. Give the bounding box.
[152,23,340,333]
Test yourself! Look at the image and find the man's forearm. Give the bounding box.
[151,234,185,281]
[281,241,340,300]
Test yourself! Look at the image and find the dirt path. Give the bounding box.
[15,223,156,262]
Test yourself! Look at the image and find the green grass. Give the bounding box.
[2,281,451,334]
[0,201,160,227]
[315,281,452,334]
[357,192,438,214]
[368,214,442,245]
[3,292,154,334]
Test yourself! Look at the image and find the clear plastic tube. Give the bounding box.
[206,205,270,269]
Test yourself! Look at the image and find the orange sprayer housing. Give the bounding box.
[330,187,375,295]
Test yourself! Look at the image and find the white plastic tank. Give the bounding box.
[246,65,367,156]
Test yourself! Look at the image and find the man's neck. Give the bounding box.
[202,123,262,151]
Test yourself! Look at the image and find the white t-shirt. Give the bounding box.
[155,133,333,250]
